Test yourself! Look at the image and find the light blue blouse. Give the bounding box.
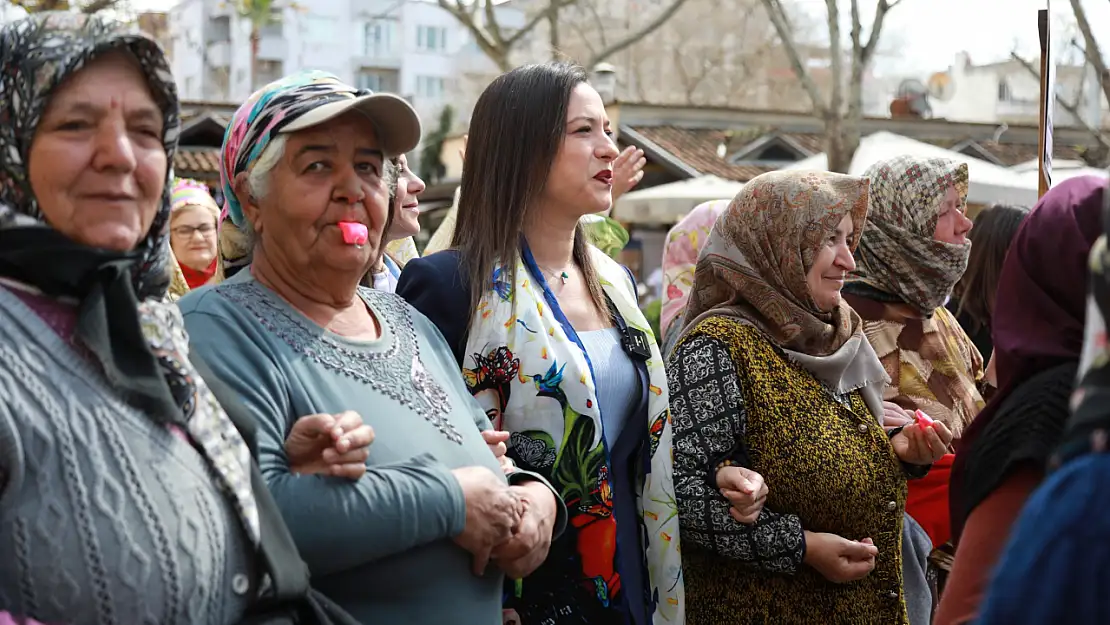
[579,327,648,624]
[178,271,564,625]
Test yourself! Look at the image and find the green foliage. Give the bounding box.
[580,214,630,259]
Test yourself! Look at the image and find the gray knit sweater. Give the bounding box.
[0,285,259,625]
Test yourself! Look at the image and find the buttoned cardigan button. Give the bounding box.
[232,573,250,595]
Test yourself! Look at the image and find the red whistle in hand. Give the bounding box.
[914,410,935,428]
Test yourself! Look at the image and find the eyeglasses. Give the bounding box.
[172,223,216,238]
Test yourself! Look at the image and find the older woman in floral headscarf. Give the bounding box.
[0,13,365,625]
[669,170,951,625]
[179,70,565,625]
[659,199,729,355]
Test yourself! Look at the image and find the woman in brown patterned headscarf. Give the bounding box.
[669,170,951,625]
[844,155,984,440]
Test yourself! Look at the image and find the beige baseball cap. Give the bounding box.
[281,90,422,157]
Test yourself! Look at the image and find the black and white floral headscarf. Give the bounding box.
[0,12,259,546]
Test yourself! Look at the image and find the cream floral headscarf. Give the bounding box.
[660,200,729,341]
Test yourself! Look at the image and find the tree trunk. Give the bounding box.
[823,115,857,174]
[547,4,561,60]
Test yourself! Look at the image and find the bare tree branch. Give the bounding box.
[826,0,843,116]
[564,0,609,59]
[1066,0,1110,107]
[585,0,692,67]
[546,3,561,60]
[859,0,897,63]
[759,0,902,172]
[437,0,509,70]
[483,0,506,49]
[759,0,828,115]
[1011,50,1110,163]
[505,0,581,47]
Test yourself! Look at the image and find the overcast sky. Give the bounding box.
[117,0,1110,77]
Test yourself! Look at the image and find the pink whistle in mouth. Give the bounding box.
[338,221,368,246]
[914,410,935,428]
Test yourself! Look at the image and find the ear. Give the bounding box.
[233,171,262,234]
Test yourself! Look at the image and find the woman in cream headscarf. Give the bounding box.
[668,170,951,624]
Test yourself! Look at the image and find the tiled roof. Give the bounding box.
[174,148,221,179]
[627,125,1091,181]
[631,126,771,181]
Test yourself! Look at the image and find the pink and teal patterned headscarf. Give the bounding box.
[660,199,729,339]
[219,70,369,226]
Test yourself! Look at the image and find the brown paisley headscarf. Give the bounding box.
[850,155,972,314]
[679,170,890,418]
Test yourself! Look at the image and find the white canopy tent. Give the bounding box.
[612,175,744,226]
[784,131,1041,207]
[1010,158,1108,187]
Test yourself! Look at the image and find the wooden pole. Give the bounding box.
[1037,6,1053,198]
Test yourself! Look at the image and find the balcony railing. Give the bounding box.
[353,49,402,69]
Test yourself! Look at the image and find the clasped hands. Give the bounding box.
[285,415,555,579]
[451,430,556,579]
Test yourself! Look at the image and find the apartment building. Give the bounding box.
[168,0,513,128]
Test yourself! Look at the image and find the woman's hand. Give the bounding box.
[716,465,768,523]
[286,411,374,479]
[492,480,558,578]
[451,466,523,575]
[881,401,912,429]
[803,531,878,583]
[611,146,646,202]
[890,421,953,465]
[482,430,515,474]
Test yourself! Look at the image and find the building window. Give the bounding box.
[358,70,399,93]
[998,79,1011,102]
[416,25,447,52]
[206,16,230,44]
[416,75,446,99]
[364,19,397,57]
